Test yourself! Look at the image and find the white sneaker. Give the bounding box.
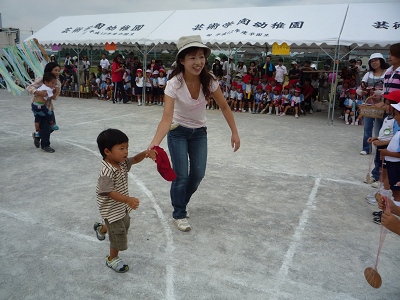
[359,150,368,155]
[345,121,349,125]
[351,122,355,125]
[280,113,286,116]
[295,114,298,118]
[355,121,359,126]
[366,193,377,205]
[371,181,380,188]
[173,218,191,232]
[309,109,313,114]
[364,176,377,184]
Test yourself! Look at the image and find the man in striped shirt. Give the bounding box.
[94,128,155,273]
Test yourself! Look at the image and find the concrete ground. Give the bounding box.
[1,89,400,300]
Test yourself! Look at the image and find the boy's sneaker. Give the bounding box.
[173,218,191,232]
[359,150,368,155]
[365,192,377,205]
[363,176,376,184]
[32,132,40,148]
[93,222,106,241]
[309,109,313,114]
[371,181,380,188]
[280,113,286,116]
[355,121,359,126]
[50,124,59,131]
[295,114,298,118]
[106,256,129,273]
[345,121,349,125]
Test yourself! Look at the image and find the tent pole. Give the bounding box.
[142,45,147,106]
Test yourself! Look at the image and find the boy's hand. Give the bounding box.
[126,197,139,210]
[373,140,385,147]
[379,148,388,160]
[381,211,400,235]
[146,149,157,161]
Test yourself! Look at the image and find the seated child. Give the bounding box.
[252,85,265,114]
[283,87,303,118]
[31,72,59,138]
[280,85,292,116]
[235,88,243,112]
[271,86,282,116]
[260,85,272,114]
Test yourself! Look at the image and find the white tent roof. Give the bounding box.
[339,3,400,47]
[25,3,397,49]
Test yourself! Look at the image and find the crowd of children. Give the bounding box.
[212,74,309,119]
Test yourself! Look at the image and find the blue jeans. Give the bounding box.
[167,125,207,219]
[39,115,53,148]
[363,117,383,180]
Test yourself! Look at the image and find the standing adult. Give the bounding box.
[81,55,90,84]
[358,53,387,159]
[111,54,128,104]
[275,58,287,85]
[236,60,247,78]
[148,35,240,232]
[288,61,300,85]
[27,62,61,153]
[211,57,223,78]
[259,55,276,79]
[100,53,110,71]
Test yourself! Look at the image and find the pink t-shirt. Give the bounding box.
[165,73,219,128]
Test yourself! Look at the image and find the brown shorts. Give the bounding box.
[104,213,130,251]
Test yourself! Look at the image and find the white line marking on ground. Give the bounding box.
[130,173,175,300]
[273,177,321,297]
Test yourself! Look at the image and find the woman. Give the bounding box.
[211,57,223,78]
[27,62,61,153]
[236,60,247,78]
[111,54,127,104]
[148,35,240,232]
[358,53,387,157]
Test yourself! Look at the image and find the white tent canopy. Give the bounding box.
[26,3,399,50]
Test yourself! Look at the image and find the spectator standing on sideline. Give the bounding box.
[111,54,128,104]
[100,53,110,71]
[275,58,287,85]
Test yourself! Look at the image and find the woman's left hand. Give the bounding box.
[231,133,240,152]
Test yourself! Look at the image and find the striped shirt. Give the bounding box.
[96,159,133,224]
[383,66,400,94]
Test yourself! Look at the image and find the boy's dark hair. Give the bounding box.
[43,72,56,83]
[97,129,129,159]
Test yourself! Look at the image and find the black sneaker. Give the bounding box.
[373,216,381,225]
[32,132,40,148]
[42,146,55,153]
[372,211,382,217]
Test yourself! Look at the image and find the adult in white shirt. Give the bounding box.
[148,35,240,232]
[223,57,236,78]
[275,58,287,84]
[100,53,110,70]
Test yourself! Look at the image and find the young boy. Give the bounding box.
[94,129,156,273]
[31,72,59,141]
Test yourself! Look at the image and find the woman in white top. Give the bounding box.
[148,35,240,232]
[357,53,387,157]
